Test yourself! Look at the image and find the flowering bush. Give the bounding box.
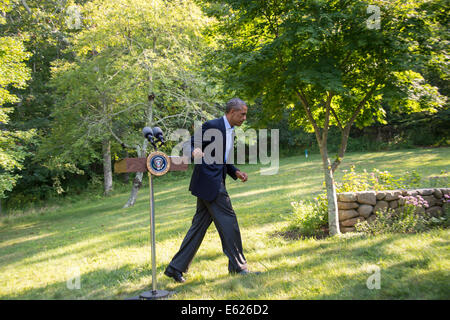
[286,166,449,237]
[444,194,450,203]
[355,194,449,235]
[398,195,429,208]
[354,207,431,235]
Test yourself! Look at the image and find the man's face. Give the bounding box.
[228,105,247,127]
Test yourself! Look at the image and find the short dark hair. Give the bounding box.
[225,98,247,114]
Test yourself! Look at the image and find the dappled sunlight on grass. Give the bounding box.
[231,183,309,199]
[0,148,449,299]
[0,232,56,250]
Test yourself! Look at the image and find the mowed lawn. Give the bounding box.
[0,148,449,299]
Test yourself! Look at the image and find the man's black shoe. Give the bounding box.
[230,269,261,276]
[164,266,186,283]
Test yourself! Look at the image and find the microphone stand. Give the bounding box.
[136,139,173,300]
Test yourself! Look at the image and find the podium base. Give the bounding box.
[126,290,174,300]
[140,289,172,300]
[139,290,174,300]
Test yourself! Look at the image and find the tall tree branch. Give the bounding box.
[321,92,334,147]
[296,89,322,146]
[329,105,343,131]
[109,127,132,150]
[331,79,380,172]
[347,79,380,129]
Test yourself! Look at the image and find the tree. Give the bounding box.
[0,0,93,207]
[46,49,133,195]
[0,0,35,210]
[46,0,221,200]
[202,0,447,235]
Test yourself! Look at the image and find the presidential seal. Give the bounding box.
[146,151,170,176]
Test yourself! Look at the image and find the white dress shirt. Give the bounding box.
[223,115,234,163]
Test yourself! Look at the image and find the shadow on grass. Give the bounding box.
[313,260,449,300]
[2,225,449,299]
[1,251,246,300]
[261,231,449,299]
[1,149,449,299]
[0,206,186,269]
[0,175,309,270]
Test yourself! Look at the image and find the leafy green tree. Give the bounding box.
[0,0,35,209]
[45,0,221,199]
[202,0,447,235]
[0,0,91,207]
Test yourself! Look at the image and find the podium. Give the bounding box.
[115,152,188,299]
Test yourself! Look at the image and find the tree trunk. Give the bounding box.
[296,90,341,236]
[123,37,155,208]
[323,163,340,236]
[320,145,340,236]
[123,172,144,208]
[123,140,148,208]
[122,150,129,184]
[102,138,113,195]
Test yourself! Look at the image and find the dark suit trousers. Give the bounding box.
[169,182,248,273]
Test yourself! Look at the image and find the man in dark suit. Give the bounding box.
[164,98,257,283]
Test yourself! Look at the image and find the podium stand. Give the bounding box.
[115,154,188,300]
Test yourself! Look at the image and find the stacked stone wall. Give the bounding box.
[337,188,450,233]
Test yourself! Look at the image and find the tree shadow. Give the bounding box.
[2,150,448,299]
[249,231,449,299]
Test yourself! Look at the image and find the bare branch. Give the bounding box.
[109,127,133,149]
[111,102,146,117]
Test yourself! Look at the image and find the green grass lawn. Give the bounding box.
[0,148,449,299]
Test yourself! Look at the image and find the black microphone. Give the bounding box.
[142,127,154,142]
[152,126,165,145]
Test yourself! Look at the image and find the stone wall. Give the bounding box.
[337,188,450,233]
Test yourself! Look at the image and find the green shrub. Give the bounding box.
[287,200,328,237]
[335,166,422,192]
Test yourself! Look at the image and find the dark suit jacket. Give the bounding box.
[188,117,239,201]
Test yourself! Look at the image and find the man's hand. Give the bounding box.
[235,170,248,182]
[192,147,204,159]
